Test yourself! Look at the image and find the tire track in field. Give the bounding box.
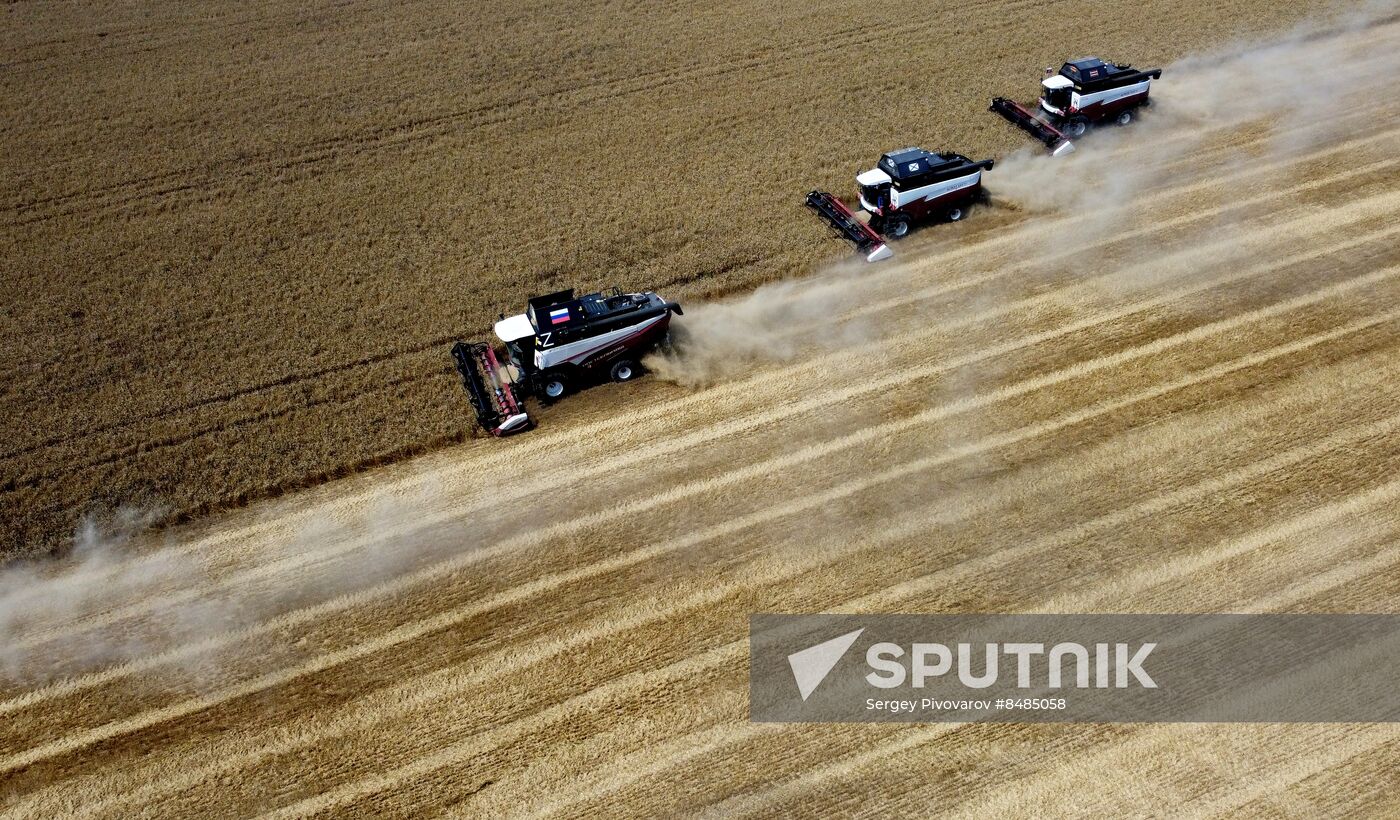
[686,503,1400,820]
[18,286,1394,809]
[284,463,1400,819]
[492,357,1400,817]
[0,0,389,73]
[0,365,447,495]
[386,400,1400,820]
[7,0,1045,226]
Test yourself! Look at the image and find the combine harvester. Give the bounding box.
[806,147,995,262]
[991,57,1162,155]
[452,287,682,436]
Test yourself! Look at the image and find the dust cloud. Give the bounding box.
[993,1,1400,216]
[644,259,877,387]
[650,4,1400,389]
[0,482,445,685]
[4,10,1399,687]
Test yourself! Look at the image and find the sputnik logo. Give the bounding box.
[787,628,864,701]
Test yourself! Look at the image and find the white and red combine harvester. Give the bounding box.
[991,57,1162,155]
[807,147,995,262]
[451,287,682,436]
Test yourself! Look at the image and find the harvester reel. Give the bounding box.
[450,340,532,437]
[804,190,893,263]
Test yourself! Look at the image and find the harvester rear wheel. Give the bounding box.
[610,359,639,382]
[1116,110,1134,126]
[947,206,964,222]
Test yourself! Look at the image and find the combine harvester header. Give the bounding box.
[451,341,531,437]
[805,191,892,263]
[992,57,1162,155]
[990,98,1077,157]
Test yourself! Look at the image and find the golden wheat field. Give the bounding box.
[0,0,1342,557]
[5,0,1400,817]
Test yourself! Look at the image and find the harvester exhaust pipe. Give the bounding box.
[805,190,893,262]
[450,341,533,437]
[990,97,1075,157]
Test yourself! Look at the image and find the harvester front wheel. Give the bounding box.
[541,376,568,403]
[886,216,911,238]
[610,359,639,382]
[1065,118,1088,138]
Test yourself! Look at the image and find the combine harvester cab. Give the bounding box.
[807,147,995,262]
[992,57,1161,155]
[452,287,682,437]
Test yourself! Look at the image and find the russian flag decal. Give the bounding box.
[549,307,570,324]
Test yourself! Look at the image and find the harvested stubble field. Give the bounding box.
[4,1,1400,818]
[0,0,1347,557]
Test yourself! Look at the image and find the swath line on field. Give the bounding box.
[952,599,1400,820]
[57,367,1400,819]
[1186,727,1399,818]
[697,494,1400,820]
[4,271,1398,787]
[159,304,1400,818]
[510,361,1400,814]
[950,548,1400,818]
[5,225,1394,716]
[498,414,1400,818]
[330,463,1400,820]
